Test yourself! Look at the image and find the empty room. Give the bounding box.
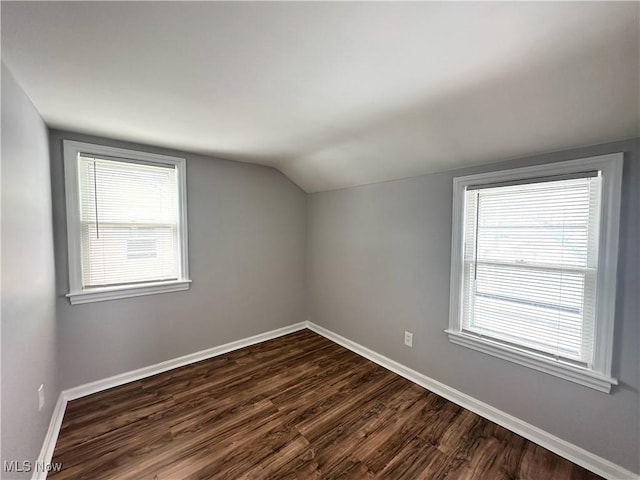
[1,1,639,479]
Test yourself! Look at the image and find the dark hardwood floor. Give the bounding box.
[50,330,601,479]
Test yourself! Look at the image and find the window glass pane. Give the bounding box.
[474,179,595,268]
[462,175,601,365]
[78,156,179,287]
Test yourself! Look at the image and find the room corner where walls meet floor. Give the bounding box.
[33,322,638,480]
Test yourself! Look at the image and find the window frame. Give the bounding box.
[63,140,191,304]
[446,153,623,393]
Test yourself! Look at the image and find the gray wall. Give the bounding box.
[307,138,640,473]
[1,64,59,479]
[4,64,637,475]
[49,130,307,389]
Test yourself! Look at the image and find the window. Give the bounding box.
[447,154,623,392]
[63,140,190,304]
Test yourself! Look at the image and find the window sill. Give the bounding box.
[445,330,617,393]
[67,280,191,305]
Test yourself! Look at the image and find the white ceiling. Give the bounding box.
[2,2,639,192]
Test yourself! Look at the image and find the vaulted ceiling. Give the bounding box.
[2,2,639,192]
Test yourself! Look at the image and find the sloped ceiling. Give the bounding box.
[2,2,638,192]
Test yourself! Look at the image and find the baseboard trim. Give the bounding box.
[32,393,67,480]
[306,321,638,480]
[34,322,307,479]
[64,322,307,401]
[34,321,637,480]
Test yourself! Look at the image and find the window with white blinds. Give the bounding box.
[462,175,600,366]
[63,141,190,304]
[447,154,623,392]
[78,156,180,287]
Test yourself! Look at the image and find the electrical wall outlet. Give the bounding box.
[404,331,413,347]
[38,384,45,411]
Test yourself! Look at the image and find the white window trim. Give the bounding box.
[447,153,623,393]
[63,140,191,304]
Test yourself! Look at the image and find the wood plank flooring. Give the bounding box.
[50,330,602,479]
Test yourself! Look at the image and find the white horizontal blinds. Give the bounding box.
[77,155,179,288]
[462,174,602,365]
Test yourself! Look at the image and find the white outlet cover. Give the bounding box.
[404,331,413,347]
[38,384,44,411]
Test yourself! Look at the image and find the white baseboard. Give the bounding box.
[306,321,638,480]
[64,322,307,401]
[34,322,307,479]
[34,321,637,480]
[32,393,67,480]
